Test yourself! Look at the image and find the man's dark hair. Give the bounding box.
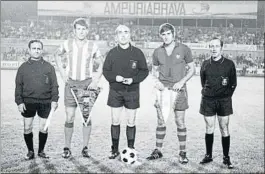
[73,18,89,29]
[159,23,175,35]
[28,40,43,49]
[211,37,224,48]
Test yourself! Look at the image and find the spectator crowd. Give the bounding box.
[1,20,264,45]
[1,19,264,75]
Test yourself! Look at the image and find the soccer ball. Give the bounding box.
[120,148,137,165]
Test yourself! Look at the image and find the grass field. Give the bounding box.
[1,70,264,173]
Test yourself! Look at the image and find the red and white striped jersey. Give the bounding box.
[59,39,101,81]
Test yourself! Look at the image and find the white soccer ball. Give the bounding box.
[120,147,138,165]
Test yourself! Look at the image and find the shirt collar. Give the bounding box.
[117,43,133,52]
[210,55,225,64]
[27,57,45,64]
[161,41,180,48]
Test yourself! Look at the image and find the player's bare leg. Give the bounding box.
[218,115,233,169]
[175,110,189,164]
[109,107,123,159]
[62,106,76,158]
[24,117,35,160]
[38,117,49,158]
[200,116,216,164]
[125,108,137,149]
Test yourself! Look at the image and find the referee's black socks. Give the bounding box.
[38,132,48,153]
[126,125,136,149]
[111,124,120,152]
[205,133,214,157]
[24,132,34,152]
[222,136,230,157]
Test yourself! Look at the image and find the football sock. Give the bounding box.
[111,124,120,151]
[38,131,48,153]
[177,128,187,152]
[205,133,214,157]
[64,122,74,149]
[156,126,166,149]
[83,122,92,148]
[126,125,136,148]
[24,132,34,152]
[222,135,230,157]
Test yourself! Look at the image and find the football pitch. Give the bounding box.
[1,70,264,173]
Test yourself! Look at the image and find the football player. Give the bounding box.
[54,18,103,158]
[146,23,195,164]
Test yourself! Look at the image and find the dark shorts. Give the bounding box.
[64,78,92,107]
[22,103,51,118]
[199,97,233,116]
[107,88,140,109]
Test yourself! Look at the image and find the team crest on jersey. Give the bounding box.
[130,60,138,69]
[221,76,228,86]
[176,54,180,59]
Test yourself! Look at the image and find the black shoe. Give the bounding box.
[179,151,189,164]
[109,146,120,159]
[38,151,50,159]
[82,146,90,158]
[146,149,163,160]
[199,154,213,164]
[25,151,35,160]
[223,156,234,169]
[62,147,72,159]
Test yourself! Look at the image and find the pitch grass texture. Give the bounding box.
[1,70,264,173]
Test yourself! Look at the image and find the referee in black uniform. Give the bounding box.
[103,24,149,159]
[15,40,59,160]
[199,37,237,169]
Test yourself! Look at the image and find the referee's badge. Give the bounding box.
[176,54,180,59]
[130,60,138,69]
[221,76,228,86]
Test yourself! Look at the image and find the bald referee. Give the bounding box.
[199,37,237,169]
[103,24,149,159]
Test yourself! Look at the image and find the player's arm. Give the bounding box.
[102,50,116,83]
[131,49,149,84]
[91,44,104,84]
[151,49,165,90]
[151,49,160,81]
[181,46,195,84]
[229,62,237,96]
[54,42,67,83]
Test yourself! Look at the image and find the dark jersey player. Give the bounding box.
[199,37,237,169]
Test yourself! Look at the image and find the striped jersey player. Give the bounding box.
[54,18,103,159]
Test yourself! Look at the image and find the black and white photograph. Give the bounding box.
[1,1,264,173]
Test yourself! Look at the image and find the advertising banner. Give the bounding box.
[38,1,257,19]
